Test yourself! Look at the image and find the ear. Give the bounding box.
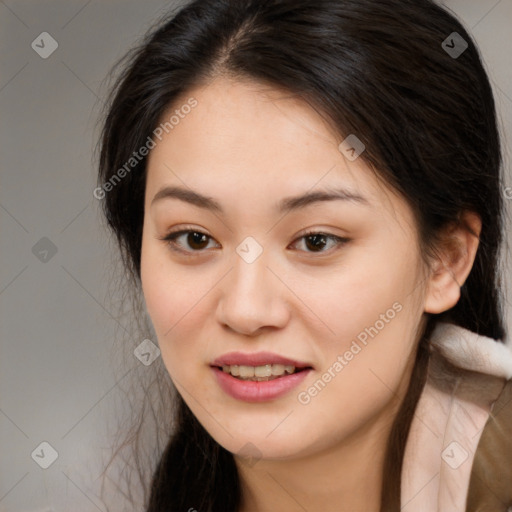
[424,211,482,315]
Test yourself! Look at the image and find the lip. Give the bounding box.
[211,366,312,402]
[210,351,314,403]
[211,351,313,368]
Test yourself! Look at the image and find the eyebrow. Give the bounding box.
[151,185,370,214]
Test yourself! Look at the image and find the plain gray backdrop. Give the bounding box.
[1,1,512,511]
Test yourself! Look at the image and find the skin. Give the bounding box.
[140,76,481,511]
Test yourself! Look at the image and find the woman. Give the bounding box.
[97,0,512,510]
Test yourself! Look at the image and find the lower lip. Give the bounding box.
[211,366,312,402]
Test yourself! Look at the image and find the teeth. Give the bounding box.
[271,364,285,375]
[220,363,302,381]
[255,364,272,377]
[239,365,255,378]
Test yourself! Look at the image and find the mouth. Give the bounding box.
[210,352,314,402]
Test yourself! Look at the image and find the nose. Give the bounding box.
[216,249,290,336]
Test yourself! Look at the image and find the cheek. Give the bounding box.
[291,245,423,407]
[141,234,192,328]
[291,240,422,349]
[140,241,216,373]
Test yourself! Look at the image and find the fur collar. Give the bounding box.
[401,322,512,511]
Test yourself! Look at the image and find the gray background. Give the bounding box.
[1,1,511,511]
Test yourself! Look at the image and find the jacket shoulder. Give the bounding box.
[466,378,512,511]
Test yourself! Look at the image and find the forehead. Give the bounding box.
[145,77,404,217]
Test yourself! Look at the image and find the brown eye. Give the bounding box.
[183,231,210,250]
[291,231,349,254]
[162,229,218,254]
[304,233,328,252]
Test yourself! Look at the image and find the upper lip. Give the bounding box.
[211,351,313,368]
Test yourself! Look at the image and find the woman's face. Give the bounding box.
[141,76,430,462]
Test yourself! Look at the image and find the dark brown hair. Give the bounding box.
[96,0,506,510]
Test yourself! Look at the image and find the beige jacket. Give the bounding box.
[401,322,512,511]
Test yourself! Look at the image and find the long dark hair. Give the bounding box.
[96,0,506,510]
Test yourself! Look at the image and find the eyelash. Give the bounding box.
[158,226,350,257]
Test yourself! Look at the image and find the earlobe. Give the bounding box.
[424,211,482,315]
